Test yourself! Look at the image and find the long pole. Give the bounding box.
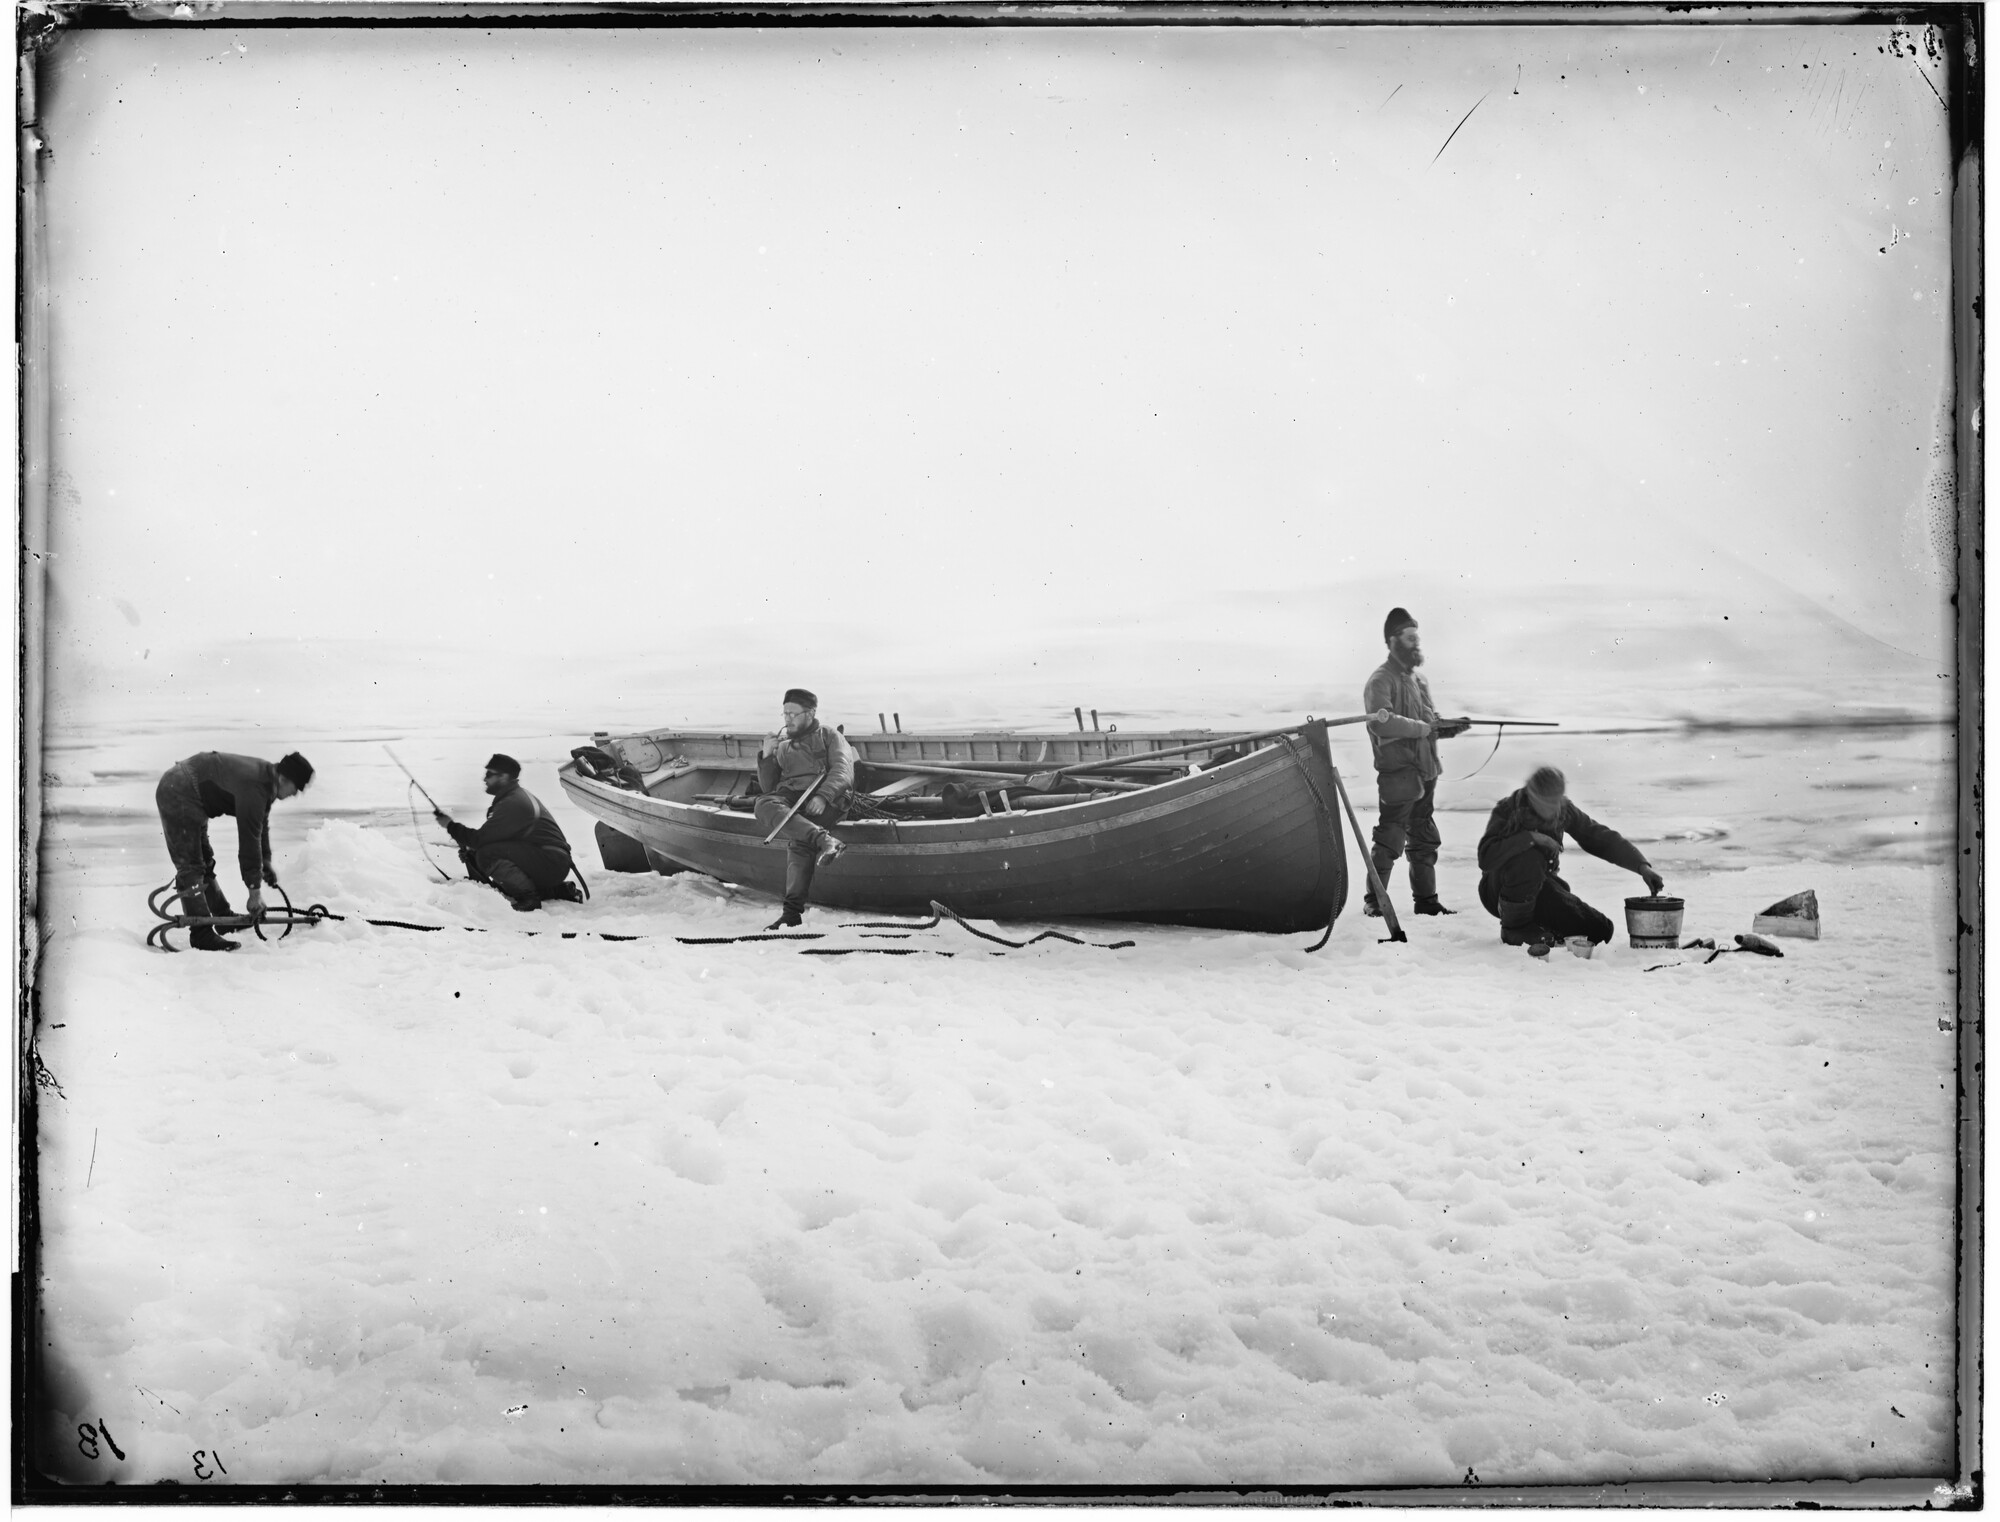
[1035,716,1372,784]
[762,771,828,843]
[382,746,443,810]
[865,759,1148,793]
[1330,767,1407,944]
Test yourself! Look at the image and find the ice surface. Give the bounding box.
[26,657,1961,1487]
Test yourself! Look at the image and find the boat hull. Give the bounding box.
[561,721,1348,932]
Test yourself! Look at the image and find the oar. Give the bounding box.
[1024,716,1372,790]
[762,770,828,843]
[864,759,1149,793]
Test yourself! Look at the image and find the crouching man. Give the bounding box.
[1477,765,1664,951]
[435,754,579,912]
[156,749,315,951]
[753,688,852,930]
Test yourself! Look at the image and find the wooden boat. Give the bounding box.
[558,719,1351,933]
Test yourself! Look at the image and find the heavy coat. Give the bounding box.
[445,781,572,861]
[757,720,856,813]
[1363,653,1441,785]
[174,752,283,889]
[1477,788,1652,883]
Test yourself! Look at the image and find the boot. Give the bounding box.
[547,881,584,904]
[765,901,804,931]
[181,887,240,952]
[1500,923,1554,950]
[814,831,844,867]
[1364,858,1395,918]
[486,859,542,912]
[201,877,234,918]
[1413,896,1455,916]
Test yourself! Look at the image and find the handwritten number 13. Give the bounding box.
[76,1420,125,1461]
[193,1449,227,1480]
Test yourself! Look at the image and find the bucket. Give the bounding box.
[1624,896,1685,948]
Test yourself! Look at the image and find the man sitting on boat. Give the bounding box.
[754,688,853,930]
[435,754,581,913]
[1477,765,1665,952]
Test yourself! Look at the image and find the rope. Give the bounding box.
[1279,734,1345,953]
[408,781,454,882]
[842,903,1134,950]
[1455,723,1508,782]
[147,885,1130,952]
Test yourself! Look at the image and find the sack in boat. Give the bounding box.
[571,746,647,792]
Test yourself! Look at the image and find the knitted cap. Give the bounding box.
[1526,765,1566,801]
[485,753,521,776]
[1383,607,1417,642]
[275,751,314,790]
[783,688,818,709]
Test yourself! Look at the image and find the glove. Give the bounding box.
[1530,832,1560,861]
[262,866,280,888]
[433,809,454,829]
[1641,869,1665,896]
[1433,717,1472,739]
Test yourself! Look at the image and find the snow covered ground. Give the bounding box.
[27,693,1962,1488]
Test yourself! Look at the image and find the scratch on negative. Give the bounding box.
[1911,58,1946,111]
[1433,92,1491,164]
[1380,83,1403,109]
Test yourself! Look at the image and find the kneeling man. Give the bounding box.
[436,754,578,912]
[753,688,853,930]
[1477,766,1664,949]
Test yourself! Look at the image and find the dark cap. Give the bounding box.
[783,688,818,709]
[275,752,314,790]
[1384,607,1417,643]
[486,753,522,776]
[1526,765,1566,801]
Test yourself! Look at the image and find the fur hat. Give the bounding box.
[783,688,818,709]
[1383,607,1417,643]
[485,753,522,777]
[275,752,314,790]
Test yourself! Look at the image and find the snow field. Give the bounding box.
[32,816,1957,1485]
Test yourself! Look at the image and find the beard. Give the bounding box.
[1403,646,1424,667]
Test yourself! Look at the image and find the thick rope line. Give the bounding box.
[149,887,1133,952]
[801,948,957,957]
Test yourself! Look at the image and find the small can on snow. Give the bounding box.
[1566,936,1595,959]
[1624,896,1685,949]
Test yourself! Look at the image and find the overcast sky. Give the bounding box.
[34,18,1958,704]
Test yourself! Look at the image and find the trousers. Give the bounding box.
[752,793,835,914]
[462,841,573,898]
[1370,773,1440,902]
[1477,853,1615,943]
[156,765,222,898]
